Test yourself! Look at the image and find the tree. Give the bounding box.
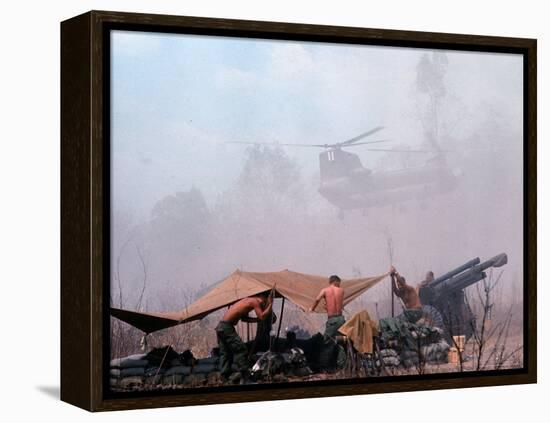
[415,52,449,151]
[237,145,303,204]
[149,187,211,256]
[215,145,305,221]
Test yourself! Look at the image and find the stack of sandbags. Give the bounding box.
[421,340,450,363]
[400,340,450,368]
[162,365,191,386]
[161,357,219,387]
[110,354,149,390]
[193,357,218,373]
[379,348,400,367]
[110,350,222,390]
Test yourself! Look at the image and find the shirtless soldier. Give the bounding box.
[416,270,435,292]
[309,275,346,368]
[216,292,273,383]
[390,266,424,323]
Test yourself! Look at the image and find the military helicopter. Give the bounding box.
[229,127,459,217]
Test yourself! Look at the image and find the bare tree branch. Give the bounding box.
[135,243,148,312]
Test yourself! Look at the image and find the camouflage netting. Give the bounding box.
[377,314,450,368]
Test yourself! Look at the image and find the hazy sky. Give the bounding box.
[111,30,523,219]
[110,30,524,309]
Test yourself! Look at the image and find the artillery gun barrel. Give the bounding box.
[479,252,508,270]
[431,253,508,297]
[430,257,481,288]
[433,271,487,296]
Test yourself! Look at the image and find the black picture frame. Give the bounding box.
[61,10,537,412]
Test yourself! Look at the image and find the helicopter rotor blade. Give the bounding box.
[226,141,330,148]
[226,126,387,149]
[278,143,330,147]
[340,126,385,146]
[341,140,390,146]
[226,141,279,145]
[361,148,452,153]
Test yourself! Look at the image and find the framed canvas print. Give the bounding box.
[60,10,536,411]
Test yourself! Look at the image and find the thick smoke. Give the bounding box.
[110,38,523,329]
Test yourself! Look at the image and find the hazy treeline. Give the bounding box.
[111,50,524,357]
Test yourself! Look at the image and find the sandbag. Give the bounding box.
[197,357,218,365]
[382,356,400,367]
[165,366,191,376]
[163,374,185,386]
[193,363,216,374]
[421,340,450,363]
[120,367,146,378]
[184,373,206,387]
[144,374,163,386]
[144,367,165,377]
[207,371,224,385]
[379,348,399,358]
[119,376,143,389]
[110,354,148,369]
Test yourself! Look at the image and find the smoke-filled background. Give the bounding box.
[110,30,523,330]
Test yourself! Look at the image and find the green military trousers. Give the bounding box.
[215,321,249,378]
[324,315,346,338]
[323,315,347,369]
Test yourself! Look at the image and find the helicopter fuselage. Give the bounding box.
[317,149,458,210]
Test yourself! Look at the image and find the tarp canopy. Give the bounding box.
[111,269,388,334]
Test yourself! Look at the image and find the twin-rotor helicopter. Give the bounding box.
[229,127,459,218]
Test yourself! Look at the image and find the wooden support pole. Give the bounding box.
[275,297,285,351]
[391,284,395,318]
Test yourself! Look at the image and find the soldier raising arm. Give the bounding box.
[389,266,423,323]
[390,266,422,309]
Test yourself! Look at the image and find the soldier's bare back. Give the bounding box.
[390,267,422,309]
[222,295,272,324]
[322,285,344,316]
[223,298,260,324]
[399,285,422,309]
